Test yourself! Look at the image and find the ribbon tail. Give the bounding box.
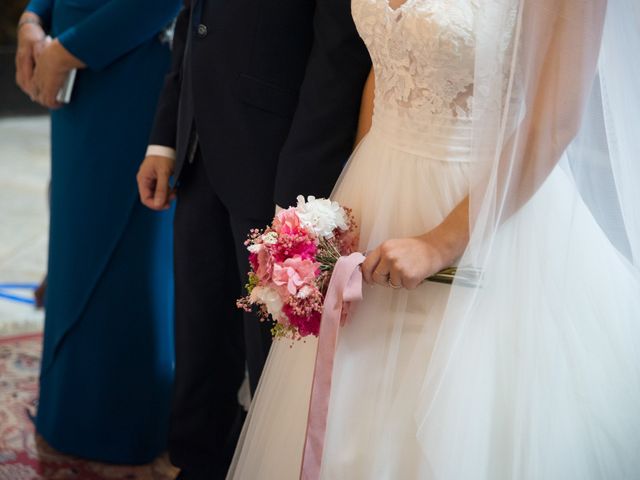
[300,252,365,480]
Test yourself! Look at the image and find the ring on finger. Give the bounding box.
[373,270,389,280]
[387,279,402,289]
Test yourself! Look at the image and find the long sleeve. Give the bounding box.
[147,6,190,150]
[26,0,53,29]
[56,0,181,71]
[273,0,371,208]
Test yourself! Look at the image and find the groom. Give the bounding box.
[137,1,370,478]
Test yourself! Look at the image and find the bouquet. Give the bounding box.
[237,196,358,339]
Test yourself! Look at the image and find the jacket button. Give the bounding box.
[197,24,208,37]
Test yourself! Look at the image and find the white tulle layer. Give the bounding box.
[417,162,640,480]
[228,119,640,479]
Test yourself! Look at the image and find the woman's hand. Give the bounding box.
[15,13,46,99]
[32,38,85,109]
[361,198,470,289]
[361,234,452,289]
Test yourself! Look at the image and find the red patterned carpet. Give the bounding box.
[0,333,177,480]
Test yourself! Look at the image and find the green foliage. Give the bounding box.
[271,322,298,340]
[245,272,259,295]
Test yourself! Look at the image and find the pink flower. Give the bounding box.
[273,208,303,236]
[249,253,259,271]
[335,230,359,255]
[272,235,317,263]
[272,257,319,296]
[248,243,275,282]
[283,305,321,337]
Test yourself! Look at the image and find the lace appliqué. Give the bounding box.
[353,0,476,119]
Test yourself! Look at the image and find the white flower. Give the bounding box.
[296,285,314,299]
[247,243,262,253]
[295,195,348,239]
[250,286,284,321]
[262,232,278,245]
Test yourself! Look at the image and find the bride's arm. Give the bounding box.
[357,66,468,289]
[354,68,375,146]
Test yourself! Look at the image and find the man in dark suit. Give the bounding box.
[136,1,370,478]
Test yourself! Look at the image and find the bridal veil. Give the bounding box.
[416,0,640,478]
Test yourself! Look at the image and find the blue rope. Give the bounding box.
[0,283,38,305]
[0,291,36,305]
[0,283,39,289]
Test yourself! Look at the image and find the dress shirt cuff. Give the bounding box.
[146,145,177,160]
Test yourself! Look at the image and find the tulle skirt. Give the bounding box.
[228,116,640,479]
[228,115,469,479]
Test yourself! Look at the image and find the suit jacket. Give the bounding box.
[149,0,371,218]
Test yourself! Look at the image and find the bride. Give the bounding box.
[229,0,640,478]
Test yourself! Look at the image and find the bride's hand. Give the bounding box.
[361,234,450,289]
[361,198,470,289]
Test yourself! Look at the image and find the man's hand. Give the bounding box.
[32,38,84,109]
[15,13,46,99]
[137,155,177,210]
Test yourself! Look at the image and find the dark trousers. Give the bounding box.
[169,151,273,478]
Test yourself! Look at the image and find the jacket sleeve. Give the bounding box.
[25,0,53,29]
[273,0,371,208]
[147,5,190,149]
[56,0,182,71]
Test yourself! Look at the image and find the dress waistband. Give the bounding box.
[369,107,474,162]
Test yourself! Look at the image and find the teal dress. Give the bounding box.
[26,0,181,464]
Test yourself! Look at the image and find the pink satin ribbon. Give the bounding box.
[300,252,366,480]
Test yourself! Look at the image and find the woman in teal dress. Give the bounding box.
[19,0,181,464]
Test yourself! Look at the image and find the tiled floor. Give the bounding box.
[0,116,49,336]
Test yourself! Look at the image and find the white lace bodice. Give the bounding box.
[352,0,477,122]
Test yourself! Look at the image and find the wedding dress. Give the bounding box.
[228,0,640,478]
